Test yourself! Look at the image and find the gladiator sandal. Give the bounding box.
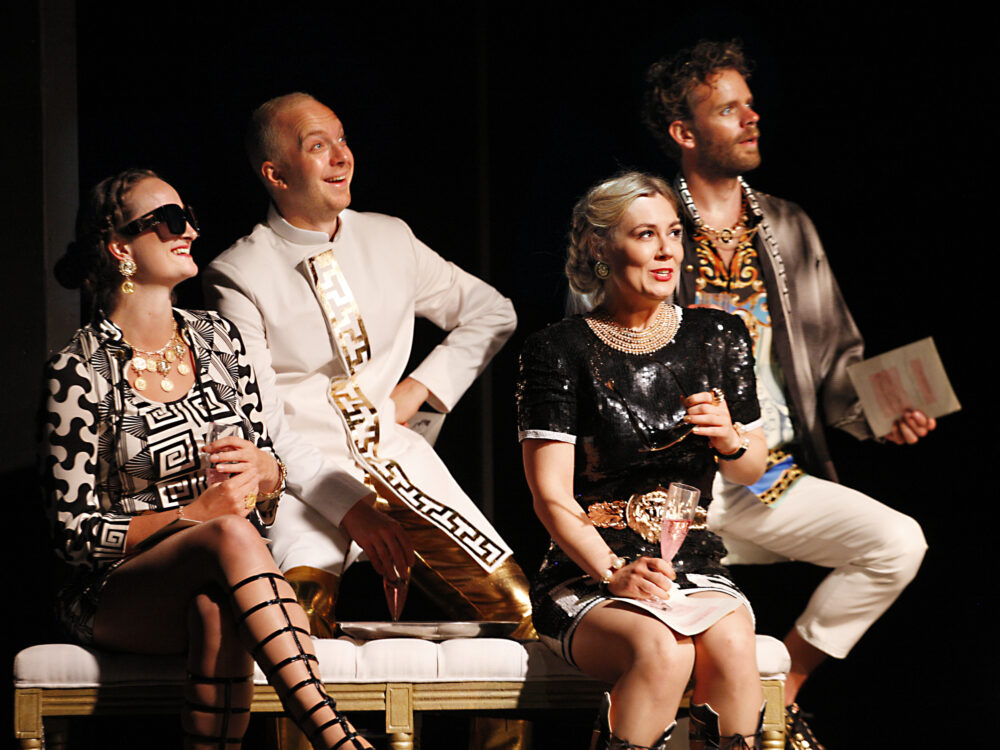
[784,703,825,750]
[182,672,253,749]
[589,692,675,750]
[273,567,342,750]
[230,572,370,749]
[689,702,765,749]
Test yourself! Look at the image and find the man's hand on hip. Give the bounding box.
[389,377,430,426]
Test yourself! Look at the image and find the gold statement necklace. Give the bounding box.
[124,320,190,393]
[689,191,759,249]
[585,302,680,354]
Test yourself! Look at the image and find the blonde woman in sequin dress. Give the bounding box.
[43,169,372,749]
[516,172,768,749]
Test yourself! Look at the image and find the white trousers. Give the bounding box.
[708,474,927,659]
[268,493,360,574]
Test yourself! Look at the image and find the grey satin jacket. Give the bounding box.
[674,179,870,482]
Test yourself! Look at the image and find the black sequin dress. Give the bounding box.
[516,306,761,663]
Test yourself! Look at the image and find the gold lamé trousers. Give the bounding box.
[381,491,535,640]
[288,488,535,640]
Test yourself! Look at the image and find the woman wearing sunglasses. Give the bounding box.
[43,168,372,749]
[517,172,768,749]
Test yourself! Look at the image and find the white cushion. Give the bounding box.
[350,638,440,682]
[439,638,583,681]
[756,634,791,679]
[13,643,186,688]
[14,634,789,688]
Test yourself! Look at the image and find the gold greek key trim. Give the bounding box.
[306,250,508,572]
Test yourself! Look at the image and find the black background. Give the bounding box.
[13,1,993,746]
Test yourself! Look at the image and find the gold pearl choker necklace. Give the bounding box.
[585,303,680,354]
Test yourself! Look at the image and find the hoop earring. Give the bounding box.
[119,258,137,295]
[594,260,611,279]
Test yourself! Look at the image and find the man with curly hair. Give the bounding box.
[642,40,934,749]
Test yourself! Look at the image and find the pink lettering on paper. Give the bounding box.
[869,367,912,418]
[910,358,936,405]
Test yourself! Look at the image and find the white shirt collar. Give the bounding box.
[266,204,347,248]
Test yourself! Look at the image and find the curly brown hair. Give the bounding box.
[54,168,160,316]
[642,40,752,161]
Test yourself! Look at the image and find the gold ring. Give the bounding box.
[244,492,257,509]
[711,387,725,405]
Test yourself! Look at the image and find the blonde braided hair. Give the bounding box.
[564,172,677,306]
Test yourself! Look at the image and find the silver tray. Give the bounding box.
[338,621,519,641]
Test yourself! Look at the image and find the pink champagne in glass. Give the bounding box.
[659,482,701,561]
[383,566,410,622]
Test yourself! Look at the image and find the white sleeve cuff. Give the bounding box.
[517,429,577,444]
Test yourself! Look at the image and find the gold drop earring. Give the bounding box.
[119,258,137,294]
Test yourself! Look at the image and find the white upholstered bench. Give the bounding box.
[14,635,789,749]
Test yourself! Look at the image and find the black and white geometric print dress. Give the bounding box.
[515,307,762,664]
[40,309,278,644]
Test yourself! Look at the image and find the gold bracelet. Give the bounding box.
[256,459,287,502]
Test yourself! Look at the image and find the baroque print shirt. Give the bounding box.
[690,212,796,451]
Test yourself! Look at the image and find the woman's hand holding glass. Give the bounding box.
[205,435,281,496]
[186,432,281,521]
[606,557,676,601]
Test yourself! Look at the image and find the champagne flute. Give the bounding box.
[383,563,410,623]
[659,482,701,561]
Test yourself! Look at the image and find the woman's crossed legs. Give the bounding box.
[93,515,372,750]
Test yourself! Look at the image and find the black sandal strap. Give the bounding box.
[185,701,251,716]
[184,671,254,747]
[231,571,285,593]
[257,623,310,649]
[231,571,368,748]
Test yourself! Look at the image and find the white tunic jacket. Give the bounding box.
[204,206,516,567]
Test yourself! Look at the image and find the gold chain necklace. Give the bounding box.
[585,303,680,354]
[699,221,759,247]
[124,320,190,393]
[689,190,757,247]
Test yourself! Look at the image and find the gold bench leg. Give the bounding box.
[387,732,416,750]
[759,679,786,749]
[385,683,416,749]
